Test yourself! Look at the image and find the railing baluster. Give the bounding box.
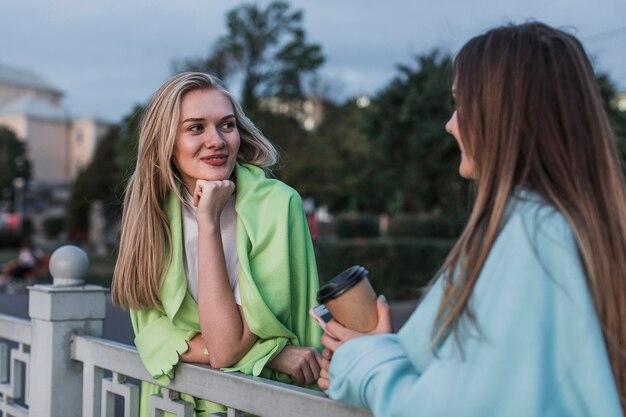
[101,371,139,417]
[11,343,29,405]
[0,314,31,417]
[227,408,245,417]
[150,388,194,417]
[0,342,8,383]
[82,362,104,417]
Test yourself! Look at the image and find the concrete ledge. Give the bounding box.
[28,285,107,321]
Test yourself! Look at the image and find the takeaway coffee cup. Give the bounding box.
[317,265,378,333]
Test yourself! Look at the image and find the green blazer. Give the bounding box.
[130,163,321,415]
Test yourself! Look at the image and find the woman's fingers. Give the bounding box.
[301,363,315,384]
[318,353,332,390]
[321,332,343,352]
[300,349,321,384]
[322,348,333,361]
[320,356,331,371]
[292,368,306,385]
[322,319,363,353]
[194,179,235,223]
[317,301,393,391]
[270,346,323,385]
[374,296,393,334]
[318,376,329,391]
[325,319,363,343]
[310,349,322,375]
[194,179,235,204]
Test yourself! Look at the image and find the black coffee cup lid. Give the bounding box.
[317,265,369,304]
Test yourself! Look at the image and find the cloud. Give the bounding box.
[1,0,624,122]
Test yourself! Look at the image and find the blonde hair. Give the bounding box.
[112,72,278,309]
[434,23,626,412]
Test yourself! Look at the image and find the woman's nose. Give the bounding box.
[445,120,453,134]
[204,127,225,149]
[445,111,456,135]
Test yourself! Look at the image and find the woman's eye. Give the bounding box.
[221,121,236,131]
[189,124,203,133]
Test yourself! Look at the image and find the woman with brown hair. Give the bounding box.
[318,22,626,416]
[112,72,322,416]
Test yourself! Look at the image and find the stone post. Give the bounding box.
[28,245,108,417]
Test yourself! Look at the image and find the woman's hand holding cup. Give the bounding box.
[318,296,392,390]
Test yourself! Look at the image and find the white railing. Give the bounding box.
[72,335,370,417]
[0,313,31,417]
[0,245,372,417]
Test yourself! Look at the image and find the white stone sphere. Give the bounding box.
[49,245,89,287]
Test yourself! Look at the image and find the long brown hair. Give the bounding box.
[112,72,278,310]
[436,22,626,410]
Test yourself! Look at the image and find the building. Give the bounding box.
[260,96,325,131]
[0,63,113,185]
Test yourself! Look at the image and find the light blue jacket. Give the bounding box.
[328,192,622,416]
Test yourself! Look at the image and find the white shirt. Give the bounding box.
[181,191,241,305]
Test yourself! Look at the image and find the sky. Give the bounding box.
[1,0,624,123]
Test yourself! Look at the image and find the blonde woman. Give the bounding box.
[112,72,321,416]
[318,23,626,416]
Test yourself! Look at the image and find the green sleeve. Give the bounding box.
[224,178,322,383]
[131,307,198,385]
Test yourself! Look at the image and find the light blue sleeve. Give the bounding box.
[328,200,622,417]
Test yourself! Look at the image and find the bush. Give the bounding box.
[387,215,465,239]
[335,213,380,238]
[316,237,454,301]
[43,216,65,239]
[0,230,20,247]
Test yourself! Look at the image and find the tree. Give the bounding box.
[282,99,376,211]
[176,1,324,110]
[363,50,466,215]
[0,127,31,208]
[113,105,144,183]
[358,56,626,216]
[171,1,328,196]
[597,73,626,160]
[65,105,142,237]
[66,126,122,236]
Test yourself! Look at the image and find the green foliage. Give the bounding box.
[0,230,20,247]
[278,100,378,211]
[0,127,31,203]
[387,214,465,239]
[176,0,324,110]
[316,237,454,300]
[0,248,19,263]
[248,107,308,175]
[113,105,144,182]
[363,50,468,215]
[597,73,626,160]
[335,213,380,238]
[66,126,123,236]
[65,105,142,237]
[42,216,65,239]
